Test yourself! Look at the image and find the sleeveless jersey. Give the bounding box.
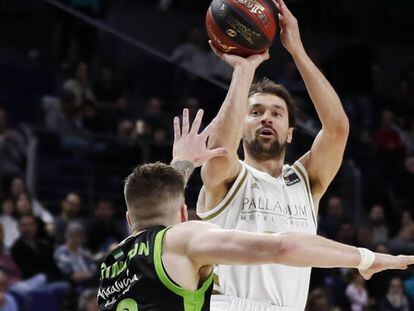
[196,161,317,310]
[98,225,214,311]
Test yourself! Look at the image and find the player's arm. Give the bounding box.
[276,0,349,199]
[165,221,414,280]
[200,45,269,211]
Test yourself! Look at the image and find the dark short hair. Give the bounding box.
[249,78,297,127]
[124,162,185,223]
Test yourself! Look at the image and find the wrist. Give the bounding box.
[233,64,256,77]
[171,157,194,166]
[357,248,376,270]
[170,159,195,183]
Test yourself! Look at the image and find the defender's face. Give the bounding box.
[243,94,293,160]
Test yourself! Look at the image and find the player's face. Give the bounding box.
[243,94,293,161]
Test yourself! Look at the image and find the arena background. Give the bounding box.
[0,0,413,310]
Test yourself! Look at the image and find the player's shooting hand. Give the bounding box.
[274,0,304,57]
[359,253,414,280]
[172,108,228,167]
[209,40,269,72]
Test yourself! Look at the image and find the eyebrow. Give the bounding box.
[250,103,286,112]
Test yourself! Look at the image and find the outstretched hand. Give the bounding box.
[273,0,304,56]
[359,253,414,280]
[172,108,228,167]
[209,40,269,72]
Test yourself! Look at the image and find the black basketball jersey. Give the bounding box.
[97,225,213,311]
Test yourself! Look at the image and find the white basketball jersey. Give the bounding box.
[196,160,318,310]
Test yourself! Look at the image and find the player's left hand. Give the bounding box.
[359,253,414,280]
[273,0,305,57]
[172,109,228,167]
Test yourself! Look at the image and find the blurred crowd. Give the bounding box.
[1,0,414,310]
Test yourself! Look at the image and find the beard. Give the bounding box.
[243,136,287,161]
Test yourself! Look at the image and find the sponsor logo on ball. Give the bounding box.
[207,26,237,52]
[237,0,270,27]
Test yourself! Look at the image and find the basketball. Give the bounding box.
[206,0,278,57]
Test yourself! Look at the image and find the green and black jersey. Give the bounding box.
[98,225,213,311]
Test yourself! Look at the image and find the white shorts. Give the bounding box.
[210,295,303,311]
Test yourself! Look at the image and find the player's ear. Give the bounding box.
[181,204,188,222]
[287,127,294,144]
[126,211,132,228]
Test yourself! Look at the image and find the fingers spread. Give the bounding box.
[190,109,204,134]
[173,116,181,142]
[182,108,190,135]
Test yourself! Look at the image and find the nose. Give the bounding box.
[260,110,273,126]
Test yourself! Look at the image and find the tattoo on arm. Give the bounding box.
[171,160,195,183]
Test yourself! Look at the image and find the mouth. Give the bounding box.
[257,127,276,138]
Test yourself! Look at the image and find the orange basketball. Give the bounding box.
[206,0,278,57]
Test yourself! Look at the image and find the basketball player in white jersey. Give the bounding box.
[197,0,350,310]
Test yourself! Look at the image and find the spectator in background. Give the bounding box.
[93,66,125,110]
[171,27,210,78]
[0,270,18,311]
[388,224,414,255]
[0,223,56,309]
[54,222,96,292]
[149,128,170,163]
[0,107,26,184]
[143,97,166,133]
[81,100,105,134]
[0,224,21,285]
[63,62,96,106]
[369,204,389,244]
[336,221,355,245]
[346,271,369,311]
[391,156,414,211]
[379,277,410,311]
[306,288,332,311]
[374,110,405,178]
[78,288,99,311]
[401,211,414,228]
[93,66,126,133]
[319,195,345,239]
[11,215,60,281]
[374,110,405,154]
[403,119,414,155]
[355,225,374,249]
[15,193,52,239]
[86,199,126,255]
[54,192,82,244]
[46,90,85,136]
[0,199,19,250]
[9,176,54,232]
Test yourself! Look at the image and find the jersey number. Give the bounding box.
[116,298,138,311]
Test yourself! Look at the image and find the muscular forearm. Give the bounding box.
[208,66,255,152]
[292,50,348,132]
[273,231,360,268]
